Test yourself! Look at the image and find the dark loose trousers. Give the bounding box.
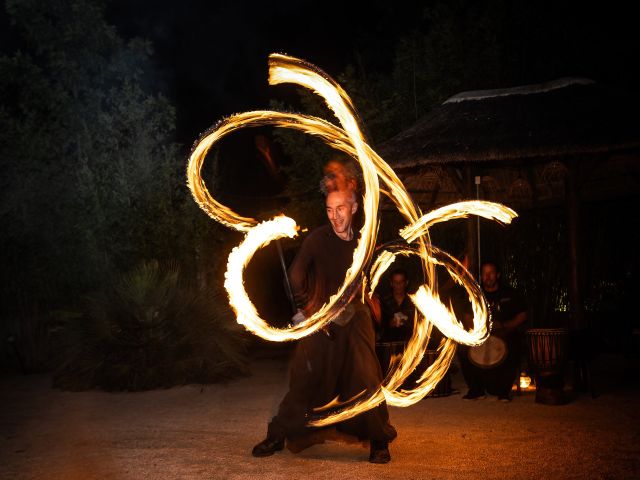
[267,302,397,443]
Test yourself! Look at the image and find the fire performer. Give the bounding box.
[251,187,397,463]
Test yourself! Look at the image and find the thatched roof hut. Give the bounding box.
[379,78,640,209]
[378,78,640,330]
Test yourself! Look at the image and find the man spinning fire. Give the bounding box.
[251,159,397,463]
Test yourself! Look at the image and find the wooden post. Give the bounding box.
[447,165,478,278]
[565,158,585,330]
[464,165,478,278]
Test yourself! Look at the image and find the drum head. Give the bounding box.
[468,335,508,369]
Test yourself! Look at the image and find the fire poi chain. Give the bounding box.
[186,54,517,427]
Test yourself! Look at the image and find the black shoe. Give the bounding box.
[369,440,391,464]
[462,390,486,400]
[252,436,285,457]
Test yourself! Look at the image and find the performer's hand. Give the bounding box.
[291,309,306,325]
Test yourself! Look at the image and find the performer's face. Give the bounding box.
[481,264,500,292]
[326,190,357,240]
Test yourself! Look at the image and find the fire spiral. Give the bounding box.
[187,54,517,425]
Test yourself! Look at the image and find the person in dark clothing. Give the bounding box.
[379,268,415,343]
[373,268,415,379]
[458,261,528,402]
[252,189,397,463]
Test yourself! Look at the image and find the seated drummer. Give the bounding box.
[459,261,528,402]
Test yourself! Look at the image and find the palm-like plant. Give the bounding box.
[53,261,248,391]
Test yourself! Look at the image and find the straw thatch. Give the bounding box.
[379,78,640,168]
[377,78,640,208]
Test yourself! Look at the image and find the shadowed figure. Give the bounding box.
[458,261,528,401]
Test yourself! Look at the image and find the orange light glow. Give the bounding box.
[520,374,532,389]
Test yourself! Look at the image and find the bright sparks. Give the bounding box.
[186,53,517,427]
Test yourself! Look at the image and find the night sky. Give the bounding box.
[101,0,639,147]
[1,1,637,148]
[105,0,426,145]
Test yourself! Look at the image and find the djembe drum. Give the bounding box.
[468,335,508,369]
[526,328,569,404]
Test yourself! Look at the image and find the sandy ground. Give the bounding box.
[1,352,639,480]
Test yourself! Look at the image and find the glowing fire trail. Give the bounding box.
[186,53,517,426]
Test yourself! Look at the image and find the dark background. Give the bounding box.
[1,0,638,380]
[105,0,638,145]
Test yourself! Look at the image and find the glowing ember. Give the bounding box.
[186,53,517,426]
[520,374,532,389]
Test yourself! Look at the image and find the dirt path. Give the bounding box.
[1,355,639,479]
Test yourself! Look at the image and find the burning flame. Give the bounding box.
[520,374,532,389]
[187,54,517,426]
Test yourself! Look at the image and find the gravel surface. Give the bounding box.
[1,353,639,479]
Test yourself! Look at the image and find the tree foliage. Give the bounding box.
[0,0,243,378]
[0,0,189,314]
[53,261,249,391]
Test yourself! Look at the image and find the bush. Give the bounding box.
[53,261,249,391]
